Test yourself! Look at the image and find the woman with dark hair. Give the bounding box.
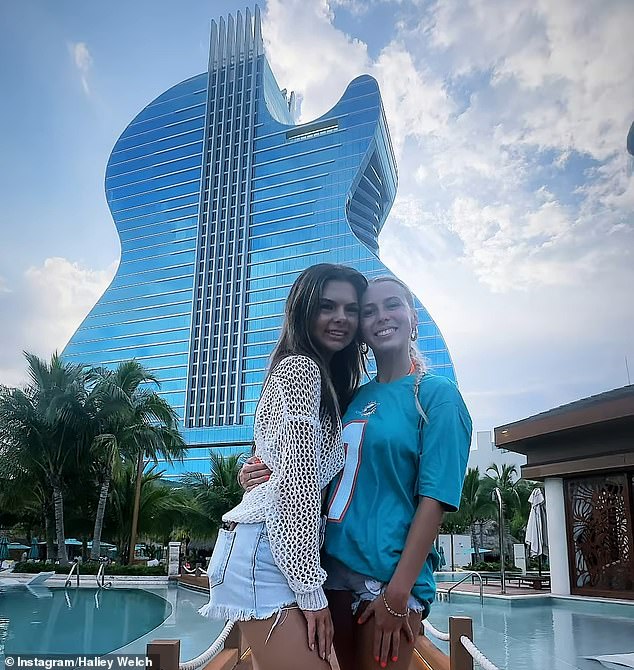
[199,263,367,670]
[242,275,471,670]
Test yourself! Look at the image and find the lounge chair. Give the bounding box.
[584,652,634,668]
[25,571,55,585]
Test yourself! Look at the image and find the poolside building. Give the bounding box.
[61,7,456,477]
[495,384,634,600]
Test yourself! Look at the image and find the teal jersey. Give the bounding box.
[323,373,472,604]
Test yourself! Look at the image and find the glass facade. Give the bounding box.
[63,7,456,478]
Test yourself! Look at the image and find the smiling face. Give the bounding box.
[360,280,417,356]
[310,280,360,359]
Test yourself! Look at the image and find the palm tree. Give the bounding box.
[0,354,92,565]
[106,461,187,560]
[88,361,187,561]
[486,463,520,509]
[179,452,244,537]
[457,467,496,563]
[485,463,521,555]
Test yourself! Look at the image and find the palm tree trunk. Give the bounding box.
[470,523,479,565]
[45,504,56,562]
[91,473,111,561]
[52,485,69,565]
[128,453,144,565]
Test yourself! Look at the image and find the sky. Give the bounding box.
[1,0,633,440]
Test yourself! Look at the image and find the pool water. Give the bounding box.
[0,587,171,655]
[427,594,634,670]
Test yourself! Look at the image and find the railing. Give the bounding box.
[442,571,484,606]
[147,622,245,670]
[422,618,501,670]
[145,615,502,670]
[96,560,112,589]
[180,562,205,577]
[64,559,79,588]
[493,487,506,595]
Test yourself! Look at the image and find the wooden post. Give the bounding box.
[147,639,180,670]
[415,634,450,670]
[449,617,473,670]
[225,623,249,658]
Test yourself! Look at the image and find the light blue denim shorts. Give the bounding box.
[322,554,429,617]
[198,521,297,622]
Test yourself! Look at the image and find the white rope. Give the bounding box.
[422,618,450,642]
[179,620,235,670]
[460,635,500,670]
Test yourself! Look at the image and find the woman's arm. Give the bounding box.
[385,497,444,608]
[359,386,471,667]
[262,356,335,659]
[358,496,443,666]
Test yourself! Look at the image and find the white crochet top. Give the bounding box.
[223,355,344,611]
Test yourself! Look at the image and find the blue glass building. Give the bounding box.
[63,7,455,477]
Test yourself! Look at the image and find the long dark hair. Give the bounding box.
[268,264,367,423]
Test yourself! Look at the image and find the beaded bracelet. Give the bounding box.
[381,592,409,618]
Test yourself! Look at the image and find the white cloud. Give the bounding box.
[0,258,116,387]
[68,41,93,96]
[427,0,634,161]
[373,42,454,155]
[262,0,369,121]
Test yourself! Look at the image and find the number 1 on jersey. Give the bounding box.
[327,420,366,522]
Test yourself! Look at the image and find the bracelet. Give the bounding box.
[381,592,409,618]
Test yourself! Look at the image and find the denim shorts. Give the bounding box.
[198,521,297,622]
[322,554,429,617]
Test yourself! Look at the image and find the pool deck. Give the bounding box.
[176,575,549,670]
[437,581,551,598]
[178,574,552,600]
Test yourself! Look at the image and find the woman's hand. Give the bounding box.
[239,456,272,491]
[358,592,414,667]
[302,607,334,661]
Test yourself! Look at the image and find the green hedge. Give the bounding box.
[471,560,521,573]
[13,562,167,576]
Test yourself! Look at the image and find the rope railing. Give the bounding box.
[460,635,500,670]
[178,620,234,670]
[422,618,450,642]
[180,562,206,577]
[149,592,502,670]
[422,617,501,670]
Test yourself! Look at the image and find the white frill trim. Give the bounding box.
[197,597,298,622]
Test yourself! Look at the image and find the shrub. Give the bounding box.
[471,560,521,573]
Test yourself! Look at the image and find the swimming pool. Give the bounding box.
[0,584,223,660]
[427,594,634,670]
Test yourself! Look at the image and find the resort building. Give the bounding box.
[468,430,526,474]
[495,384,634,600]
[62,7,455,476]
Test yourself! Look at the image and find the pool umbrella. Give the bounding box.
[0,537,8,569]
[438,545,447,569]
[525,487,548,575]
[28,537,40,560]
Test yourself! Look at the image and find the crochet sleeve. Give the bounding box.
[264,355,328,611]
